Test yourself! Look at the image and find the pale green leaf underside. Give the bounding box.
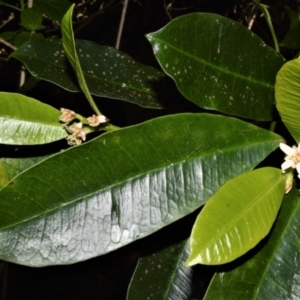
[204,187,300,300]
[147,13,285,120]
[0,114,281,266]
[61,4,99,113]
[276,57,300,142]
[186,167,285,266]
[0,92,67,145]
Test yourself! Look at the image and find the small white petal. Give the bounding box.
[280,143,294,156]
[99,115,107,123]
[281,160,295,171]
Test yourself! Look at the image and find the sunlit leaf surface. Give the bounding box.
[204,187,300,300]
[276,57,300,142]
[186,168,285,266]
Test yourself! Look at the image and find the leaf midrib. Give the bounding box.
[152,36,274,89]
[0,141,274,232]
[197,175,283,262]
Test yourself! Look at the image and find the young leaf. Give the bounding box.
[204,186,300,300]
[147,13,285,121]
[61,4,100,115]
[127,240,192,300]
[11,39,165,109]
[0,114,281,266]
[20,8,45,31]
[276,57,300,142]
[34,0,70,21]
[0,92,67,145]
[185,167,285,266]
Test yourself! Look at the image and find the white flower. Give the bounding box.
[280,142,300,178]
[87,114,108,127]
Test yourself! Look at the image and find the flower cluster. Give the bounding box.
[65,122,86,146]
[59,108,108,146]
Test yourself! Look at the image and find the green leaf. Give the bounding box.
[146,13,285,121]
[61,4,101,115]
[0,156,47,190]
[0,31,16,42]
[34,0,70,21]
[0,92,67,145]
[276,57,300,142]
[280,7,300,49]
[127,239,192,300]
[11,39,165,109]
[14,31,43,48]
[204,186,300,300]
[0,114,281,266]
[185,167,285,266]
[20,8,45,31]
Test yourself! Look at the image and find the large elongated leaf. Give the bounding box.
[276,58,300,142]
[127,239,192,300]
[147,13,285,120]
[186,168,285,266]
[11,39,166,109]
[204,186,300,300]
[0,92,67,145]
[0,114,281,266]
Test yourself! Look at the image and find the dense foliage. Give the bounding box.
[0,0,300,299]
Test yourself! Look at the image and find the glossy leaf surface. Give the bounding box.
[147,13,285,120]
[0,92,67,145]
[11,39,165,109]
[186,168,285,266]
[0,114,281,266]
[204,186,300,300]
[276,58,300,142]
[34,0,70,21]
[127,240,192,300]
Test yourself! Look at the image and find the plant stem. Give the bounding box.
[0,37,17,50]
[27,0,33,8]
[115,0,129,49]
[269,121,276,132]
[104,123,121,131]
[256,3,279,52]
